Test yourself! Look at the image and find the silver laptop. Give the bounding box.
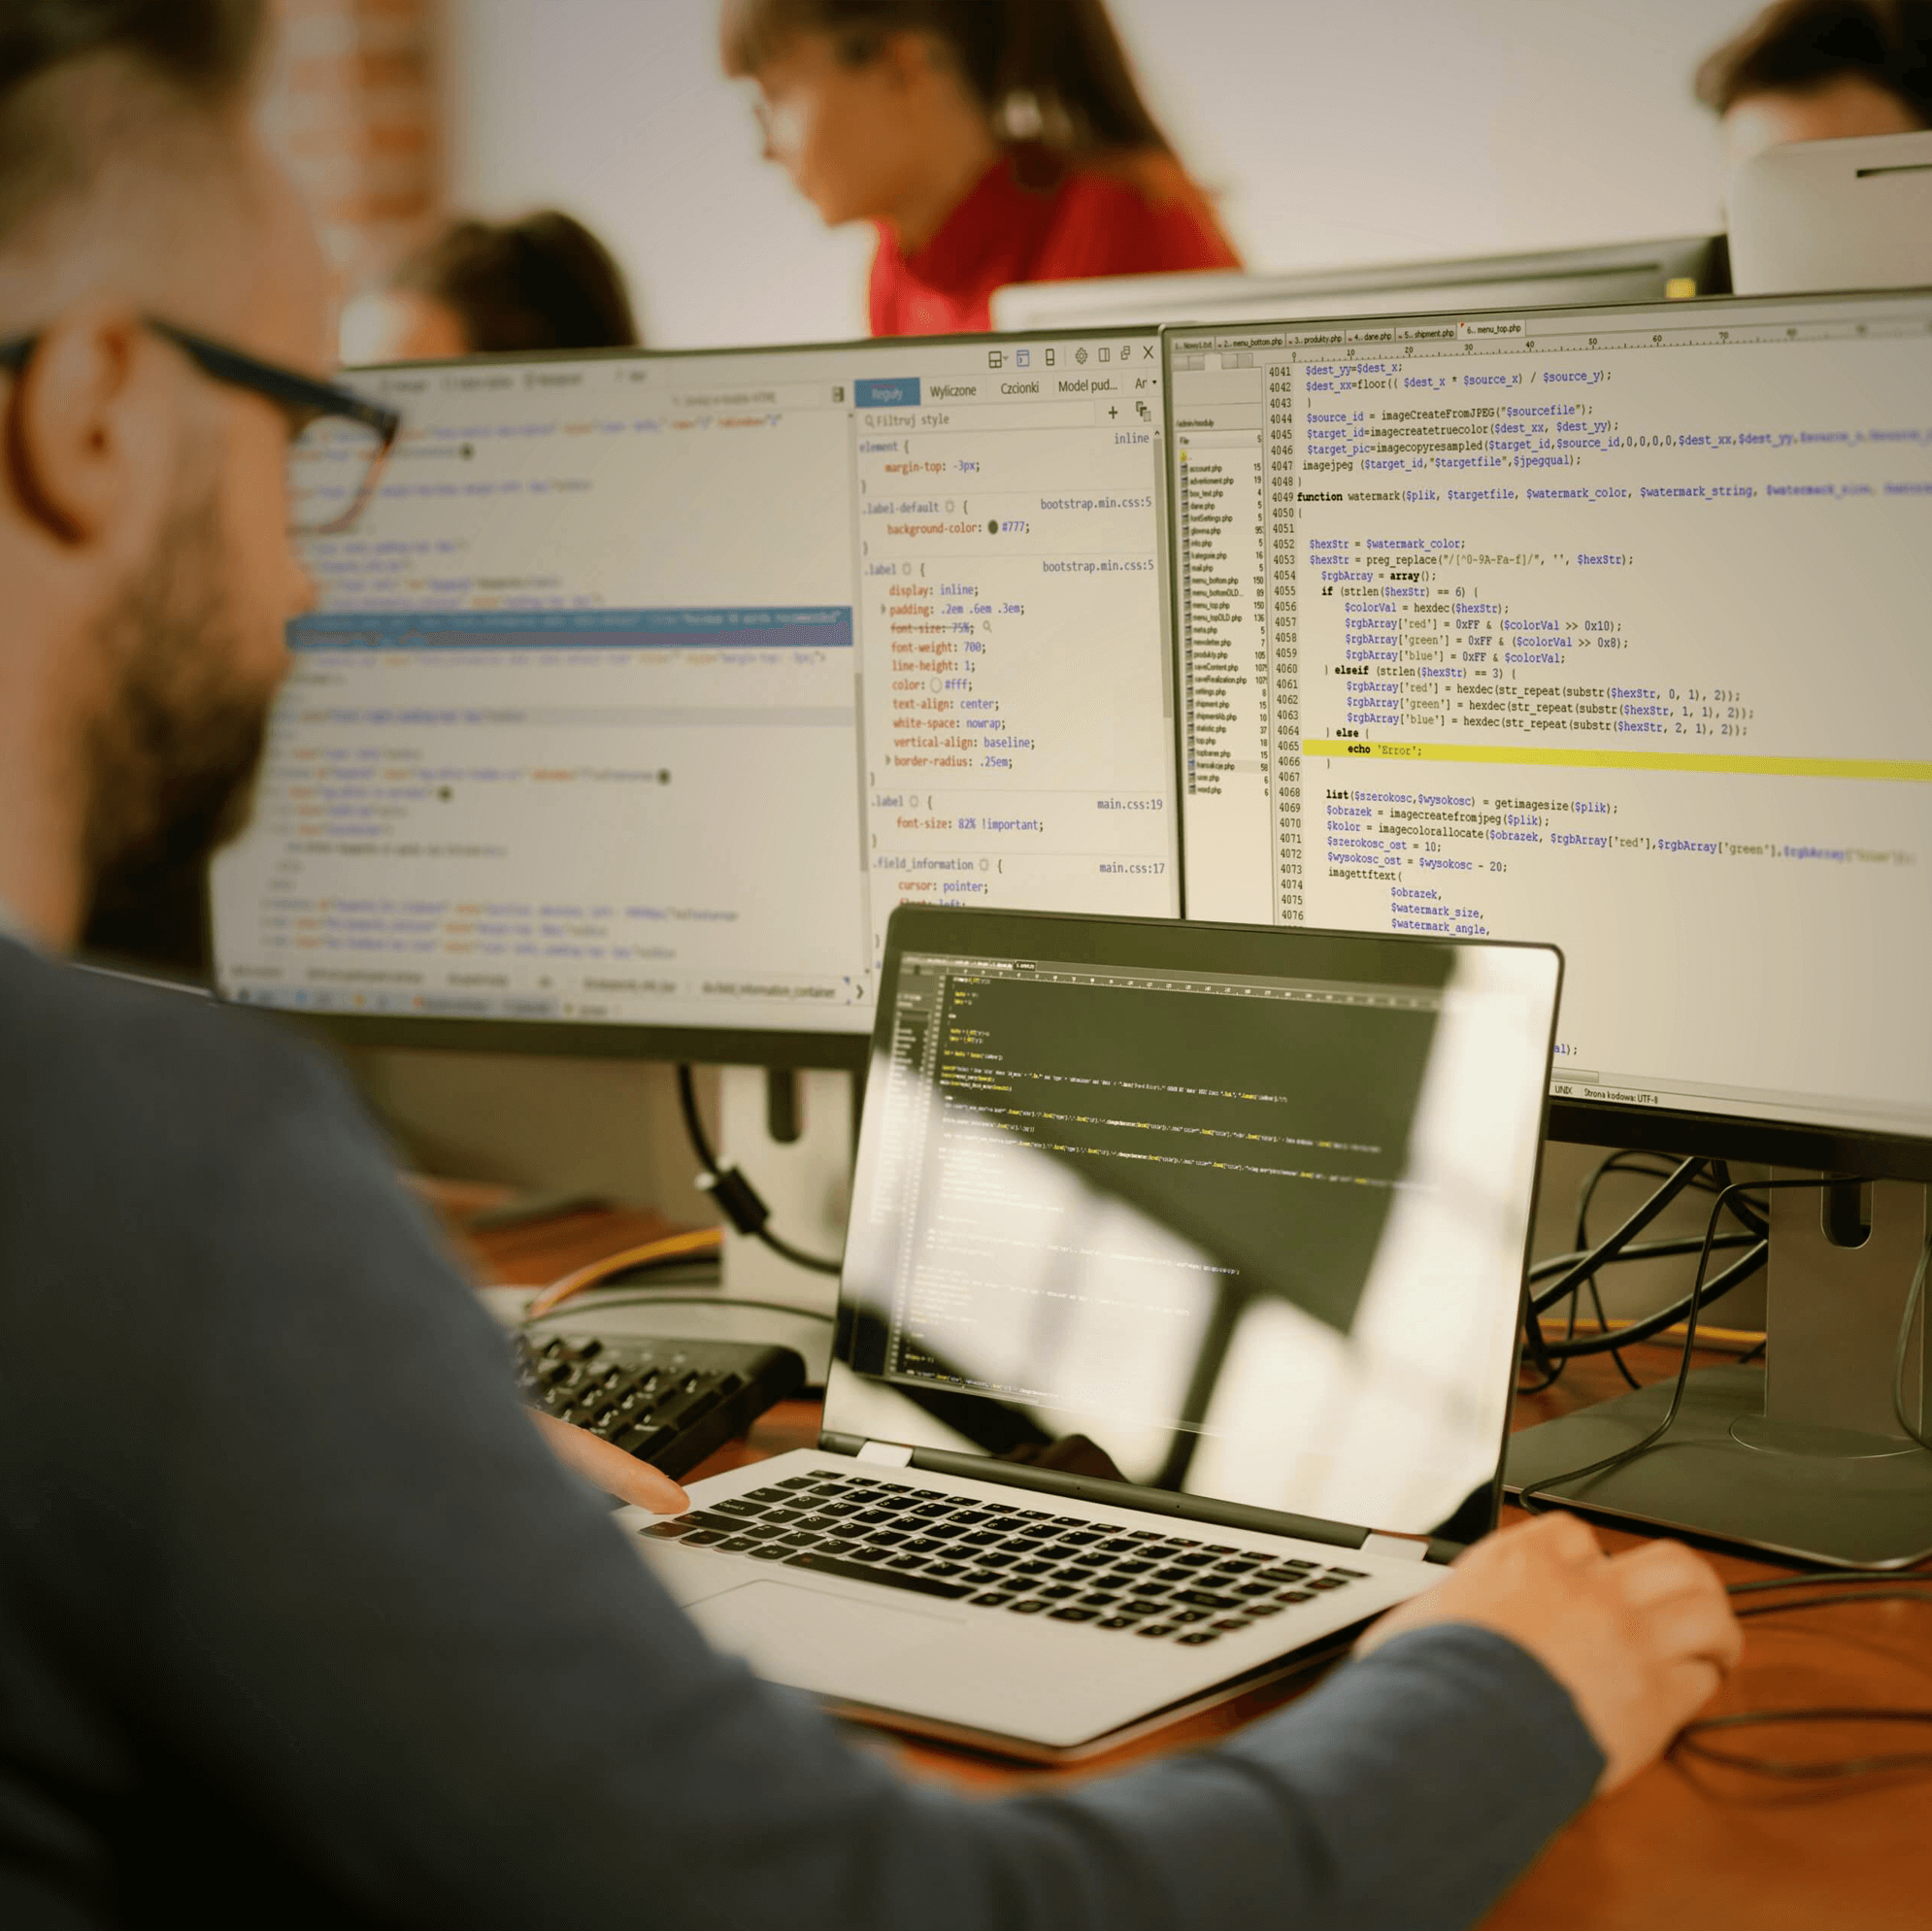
[628,907,1561,1760]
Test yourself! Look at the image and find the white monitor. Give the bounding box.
[1728,130,1932,296]
[1162,287,1932,1160]
[990,236,1724,334]
[210,329,1182,1061]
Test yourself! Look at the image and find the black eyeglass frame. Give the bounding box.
[0,317,403,536]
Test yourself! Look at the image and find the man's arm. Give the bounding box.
[44,1039,1697,1931]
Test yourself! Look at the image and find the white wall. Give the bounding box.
[442,0,1753,350]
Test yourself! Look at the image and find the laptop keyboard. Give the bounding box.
[638,1468,1369,1647]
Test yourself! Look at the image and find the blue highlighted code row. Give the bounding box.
[290,607,854,650]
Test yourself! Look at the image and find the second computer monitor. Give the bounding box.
[210,329,1181,1062]
[1163,288,1932,1171]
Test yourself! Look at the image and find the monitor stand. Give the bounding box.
[714,1065,855,1328]
[1504,1172,1931,1569]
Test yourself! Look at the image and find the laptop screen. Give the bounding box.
[828,908,1559,1541]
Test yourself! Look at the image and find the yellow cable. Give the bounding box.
[525,1227,724,1318]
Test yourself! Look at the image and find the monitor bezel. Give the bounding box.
[211,323,1165,1073]
[1160,283,1932,1182]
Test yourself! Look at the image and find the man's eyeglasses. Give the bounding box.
[0,318,403,537]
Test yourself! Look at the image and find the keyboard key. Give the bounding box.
[1277,1589,1316,1604]
[961,1532,1004,1548]
[972,1590,1016,1607]
[1049,1607,1099,1623]
[1327,1567,1370,1580]
[1233,1582,1273,1598]
[1126,1582,1169,1598]
[1171,1587,1242,1612]
[1257,1564,1317,1582]
[1169,1610,1210,1625]
[974,1552,1016,1570]
[1080,1592,1120,1609]
[1136,1624,1178,1639]
[1035,1584,1078,1601]
[1096,1615,1143,1630]
[1308,1577,1350,1591]
[682,1530,729,1546]
[846,1546,893,1564]
[1112,1560,1153,1577]
[712,1500,766,1519]
[1010,1560,1050,1578]
[1245,1602,1285,1617]
[770,1475,818,1489]
[886,1555,928,1571]
[1177,1631,1221,1647]
[1152,1567,1197,1583]
[1008,1599,1048,1615]
[637,1521,699,1540]
[749,1546,790,1561]
[781,1551,973,1599]
[1053,1567,1100,1583]
[924,1561,966,1579]
[1094,1540,1140,1556]
[716,1537,761,1552]
[1210,1617,1249,1632]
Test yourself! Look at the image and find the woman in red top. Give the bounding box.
[720,0,1241,335]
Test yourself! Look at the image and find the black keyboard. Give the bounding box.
[515,1332,807,1480]
[640,1468,1370,1648]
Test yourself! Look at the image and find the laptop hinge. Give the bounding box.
[1364,1532,1431,1563]
[856,1440,915,1468]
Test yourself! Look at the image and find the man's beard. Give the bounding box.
[79,490,280,976]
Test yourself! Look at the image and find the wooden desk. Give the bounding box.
[480,1217,1932,1931]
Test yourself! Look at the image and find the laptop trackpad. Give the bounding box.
[688,1581,961,1692]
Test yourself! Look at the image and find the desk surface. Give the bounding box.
[476,1209,1932,1931]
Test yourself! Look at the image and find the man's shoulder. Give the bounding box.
[0,944,363,1184]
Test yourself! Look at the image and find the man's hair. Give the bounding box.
[1695,0,1932,121]
[0,0,267,248]
[389,212,642,354]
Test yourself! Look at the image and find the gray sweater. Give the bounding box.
[0,941,1600,1928]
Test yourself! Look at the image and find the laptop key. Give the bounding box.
[712,1501,766,1519]
[1210,1617,1249,1632]
[782,1551,974,1599]
[1177,1632,1221,1647]
[1172,1587,1242,1612]
[1010,1560,1051,1577]
[716,1537,762,1552]
[846,1546,894,1564]
[1327,1567,1370,1580]
[749,1546,791,1561]
[1168,1610,1211,1625]
[1277,1589,1316,1604]
[1136,1624,1178,1639]
[1035,1584,1078,1601]
[1008,1599,1049,1615]
[1245,1602,1285,1617]
[681,1530,730,1546]
[1097,1615,1143,1630]
[1112,1560,1154,1577]
[1258,1563,1318,1581]
[1308,1577,1350,1591]
[637,1521,700,1540]
[1080,1592,1120,1608]
[973,1591,1016,1607]
[886,1555,928,1571]
[1049,1607,1099,1623]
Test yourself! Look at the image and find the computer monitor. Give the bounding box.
[1161,286,1932,1565]
[209,327,1182,1068]
[1728,130,1932,297]
[989,235,1726,335]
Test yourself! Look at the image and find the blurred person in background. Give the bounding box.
[339,209,641,364]
[1697,0,1932,174]
[721,0,1241,336]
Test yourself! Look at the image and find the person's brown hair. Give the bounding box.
[720,0,1174,159]
[1695,0,1932,120]
[389,210,641,355]
[0,0,266,247]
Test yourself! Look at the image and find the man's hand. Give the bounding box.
[529,1410,689,1515]
[1356,1512,1740,1792]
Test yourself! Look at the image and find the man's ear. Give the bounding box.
[5,306,175,549]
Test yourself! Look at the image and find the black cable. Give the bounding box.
[675,1063,845,1277]
[1727,1569,1931,1598]
[1529,1155,1709,1316]
[1527,1231,1758,1287]
[1518,1177,1853,1515]
[1891,1231,1932,1453]
[1535,1238,1769,1359]
[521,1291,836,1328]
[1676,1708,1932,1781]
